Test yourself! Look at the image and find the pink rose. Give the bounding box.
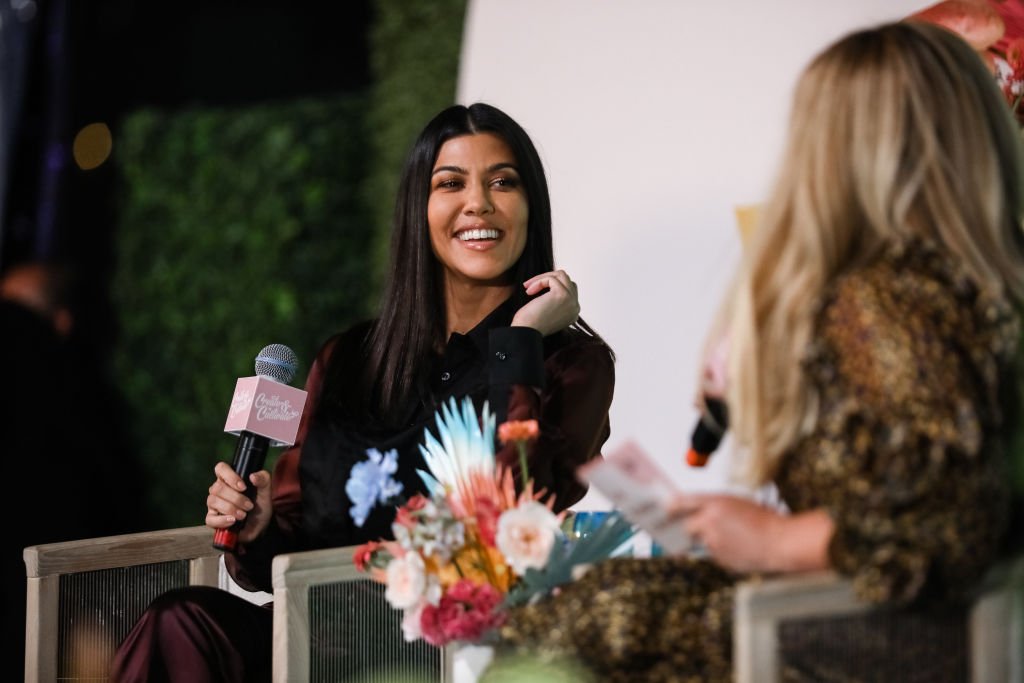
[384,553,426,610]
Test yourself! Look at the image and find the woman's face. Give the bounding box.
[427,132,529,288]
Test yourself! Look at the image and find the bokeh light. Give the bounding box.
[73,122,113,171]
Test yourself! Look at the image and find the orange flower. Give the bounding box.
[435,542,512,592]
[498,419,539,444]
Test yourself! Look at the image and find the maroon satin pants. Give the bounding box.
[110,586,273,683]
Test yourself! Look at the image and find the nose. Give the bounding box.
[463,181,494,215]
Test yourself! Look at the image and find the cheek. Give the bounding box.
[426,201,449,253]
[511,210,529,258]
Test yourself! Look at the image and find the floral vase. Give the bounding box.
[447,641,495,683]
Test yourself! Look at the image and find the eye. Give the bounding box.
[434,177,463,190]
[491,176,520,189]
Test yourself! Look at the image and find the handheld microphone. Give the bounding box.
[213,343,307,552]
[685,397,728,467]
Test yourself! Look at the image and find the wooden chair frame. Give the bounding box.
[23,526,222,682]
[733,556,1024,683]
[32,527,1019,682]
[271,545,453,682]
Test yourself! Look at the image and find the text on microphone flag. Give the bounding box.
[223,375,307,446]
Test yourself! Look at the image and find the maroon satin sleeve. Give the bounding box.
[224,337,337,591]
[496,338,615,512]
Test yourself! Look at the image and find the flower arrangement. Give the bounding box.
[347,396,633,647]
[911,0,1024,125]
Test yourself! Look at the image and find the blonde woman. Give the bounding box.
[497,21,1024,682]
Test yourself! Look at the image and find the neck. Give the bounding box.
[443,280,514,338]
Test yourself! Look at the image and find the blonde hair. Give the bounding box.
[720,21,1024,484]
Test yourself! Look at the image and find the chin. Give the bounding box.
[450,268,514,288]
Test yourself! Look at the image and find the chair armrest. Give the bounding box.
[24,525,221,579]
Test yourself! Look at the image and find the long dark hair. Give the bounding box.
[354,103,607,420]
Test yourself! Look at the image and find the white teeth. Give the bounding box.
[457,228,500,241]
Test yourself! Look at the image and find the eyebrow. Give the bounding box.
[431,162,519,176]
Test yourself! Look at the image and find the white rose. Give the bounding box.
[401,600,425,642]
[385,553,426,609]
[496,501,561,574]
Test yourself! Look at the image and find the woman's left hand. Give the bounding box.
[661,494,782,573]
[511,269,580,336]
[657,494,833,573]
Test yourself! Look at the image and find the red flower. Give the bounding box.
[405,494,429,511]
[419,580,506,646]
[394,494,429,529]
[352,541,382,572]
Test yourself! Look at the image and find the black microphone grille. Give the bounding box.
[254,344,299,385]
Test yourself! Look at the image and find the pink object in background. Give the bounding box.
[223,375,307,446]
[909,0,1005,51]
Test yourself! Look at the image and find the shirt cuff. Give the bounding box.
[488,326,545,388]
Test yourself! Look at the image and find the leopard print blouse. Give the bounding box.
[492,238,1021,683]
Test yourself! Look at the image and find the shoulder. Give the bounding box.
[544,325,615,372]
[809,238,1019,407]
[338,318,376,343]
[820,238,1017,357]
[320,319,375,363]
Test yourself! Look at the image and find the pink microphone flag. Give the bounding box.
[223,376,307,446]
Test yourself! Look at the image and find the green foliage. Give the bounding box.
[113,96,375,527]
[111,0,468,529]
[363,0,468,292]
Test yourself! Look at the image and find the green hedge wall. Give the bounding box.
[112,0,467,529]
[363,0,472,277]
[113,95,375,527]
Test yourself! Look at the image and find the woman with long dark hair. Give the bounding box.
[111,102,616,682]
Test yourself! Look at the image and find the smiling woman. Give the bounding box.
[110,102,617,683]
[428,132,529,293]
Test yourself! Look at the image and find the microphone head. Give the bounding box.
[254,343,298,385]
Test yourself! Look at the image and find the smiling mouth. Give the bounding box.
[456,228,501,241]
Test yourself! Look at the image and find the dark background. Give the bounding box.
[2,0,371,342]
[1,1,466,676]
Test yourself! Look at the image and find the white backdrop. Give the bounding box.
[458,0,930,508]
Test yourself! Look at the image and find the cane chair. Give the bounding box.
[25,528,450,683]
[733,554,1024,683]
[271,545,448,683]
[23,526,223,682]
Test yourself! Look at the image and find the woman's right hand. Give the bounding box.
[205,460,273,543]
[511,269,581,336]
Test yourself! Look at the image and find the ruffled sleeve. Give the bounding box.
[787,246,1017,605]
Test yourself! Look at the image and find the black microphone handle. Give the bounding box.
[212,431,270,551]
[691,397,728,453]
[686,397,729,467]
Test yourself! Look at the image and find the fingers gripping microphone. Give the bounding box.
[213,344,307,552]
[685,397,728,467]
